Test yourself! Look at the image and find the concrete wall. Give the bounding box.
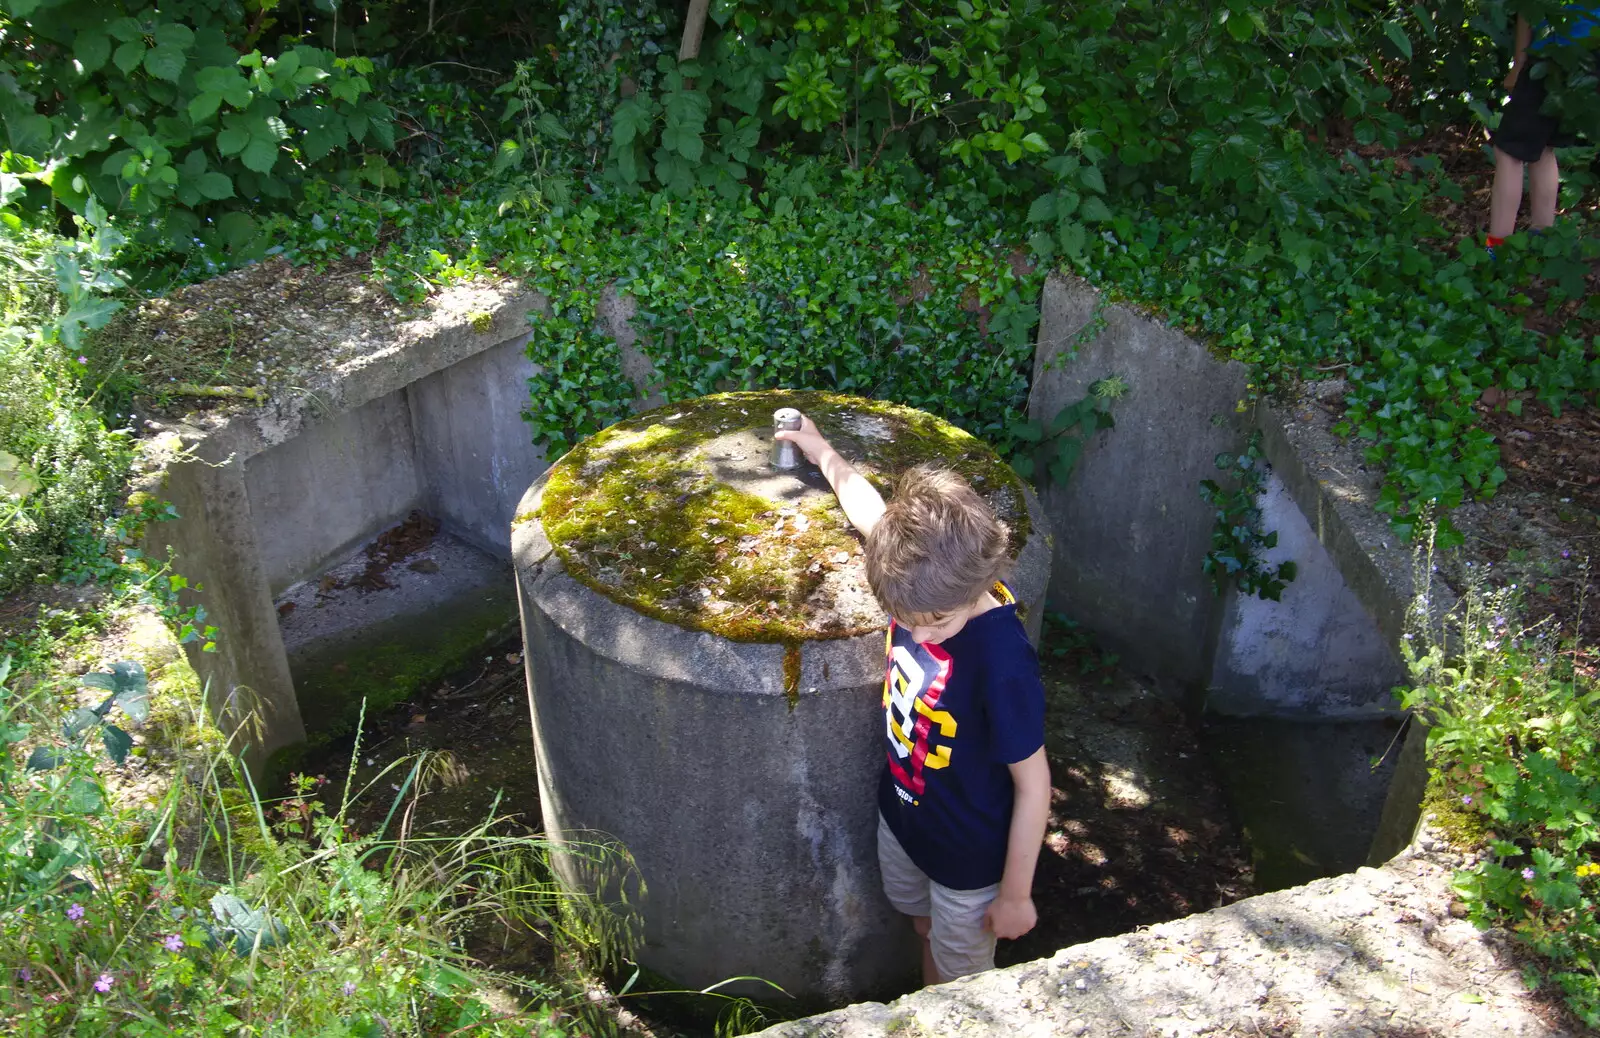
[134,283,549,767]
[1028,276,1251,686]
[245,391,424,594]
[1207,473,1406,718]
[409,332,546,557]
[1030,275,1409,721]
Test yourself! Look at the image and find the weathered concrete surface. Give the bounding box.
[409,333,546,557]
[1254,389,1437,649]
[245,391,424,594]
[512,396,1053,1004]
[278,528,518,740]
[750,842,1576,1038]
[133,278,547,766]
[135,434,305,766]
[1208,472,1407,719]
[1028,276,1251,686]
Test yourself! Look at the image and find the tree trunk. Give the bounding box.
[679,0,711,62]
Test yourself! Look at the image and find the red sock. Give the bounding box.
[1485,235,1506,248]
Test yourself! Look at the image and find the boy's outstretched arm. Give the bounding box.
[985,747,1050,940]
[774,413,886,535]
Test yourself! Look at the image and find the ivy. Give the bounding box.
[1009,376,1125,489]
[1200,433,1298,602]
[498,159,1042,458]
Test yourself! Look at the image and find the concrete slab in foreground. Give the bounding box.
[749,843,1577,1037]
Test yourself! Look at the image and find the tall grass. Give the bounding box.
[0,650,636,1037]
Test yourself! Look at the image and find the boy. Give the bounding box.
[776,413,1051,986]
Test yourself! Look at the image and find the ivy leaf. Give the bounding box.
[112,40,146,75]
[240,137,278,173]
[144,44,186,83]
[101,725,133,765]
[74,30,111,74]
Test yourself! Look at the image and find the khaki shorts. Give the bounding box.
[877,814,999,980]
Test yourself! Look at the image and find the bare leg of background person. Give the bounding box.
[1528,147,1559,229]
[1489,145,1527,240]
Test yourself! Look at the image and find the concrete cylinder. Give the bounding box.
[511,391,1051,1005]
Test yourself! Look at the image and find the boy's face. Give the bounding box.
[896,597,989,645]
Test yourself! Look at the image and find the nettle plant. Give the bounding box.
[0,0,393,258]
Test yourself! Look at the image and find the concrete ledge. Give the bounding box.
[749,849,1570,1038]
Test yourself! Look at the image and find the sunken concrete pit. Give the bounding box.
[130,273,556,769]
[511,391,1051,1004]
[124,260,1457,1033]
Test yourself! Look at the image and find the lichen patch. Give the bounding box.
[538,390,1029,643]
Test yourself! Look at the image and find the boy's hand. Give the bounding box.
[983,894,1037,940]
[773,413,831,464]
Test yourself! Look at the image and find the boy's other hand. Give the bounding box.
[983,894,1037,940]
[773,413,830,464]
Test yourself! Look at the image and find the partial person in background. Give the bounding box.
[1486,4,1599,251]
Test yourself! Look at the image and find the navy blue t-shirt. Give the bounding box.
[877,584,1046,890]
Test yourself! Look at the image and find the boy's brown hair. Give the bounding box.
[865,465,1010,622]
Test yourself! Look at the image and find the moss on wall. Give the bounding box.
[538,390,1028,644]
[289,593,517,747]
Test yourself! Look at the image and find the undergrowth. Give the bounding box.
[1401,560,1600,1026]
[0,629,636,1036]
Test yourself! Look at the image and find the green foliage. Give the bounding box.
[1009,376,1124,488]
[0,0,393,262]
[555,0,669,163]
[1200,433,1298,601]
[1401,576,1600,1027]
[24,660,148,770]
[513,160,1041,457]
[0,649,625,1036]
[0,207,134,595]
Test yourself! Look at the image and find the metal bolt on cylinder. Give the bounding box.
[771,407,803,470]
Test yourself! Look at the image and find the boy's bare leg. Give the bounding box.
[1529,147,1559,229]
[912,916,940,986]
[1489,145,1527,240]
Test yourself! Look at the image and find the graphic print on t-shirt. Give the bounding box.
[882,634,959,798]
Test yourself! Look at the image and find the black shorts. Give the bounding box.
[1493,59,1596,162]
